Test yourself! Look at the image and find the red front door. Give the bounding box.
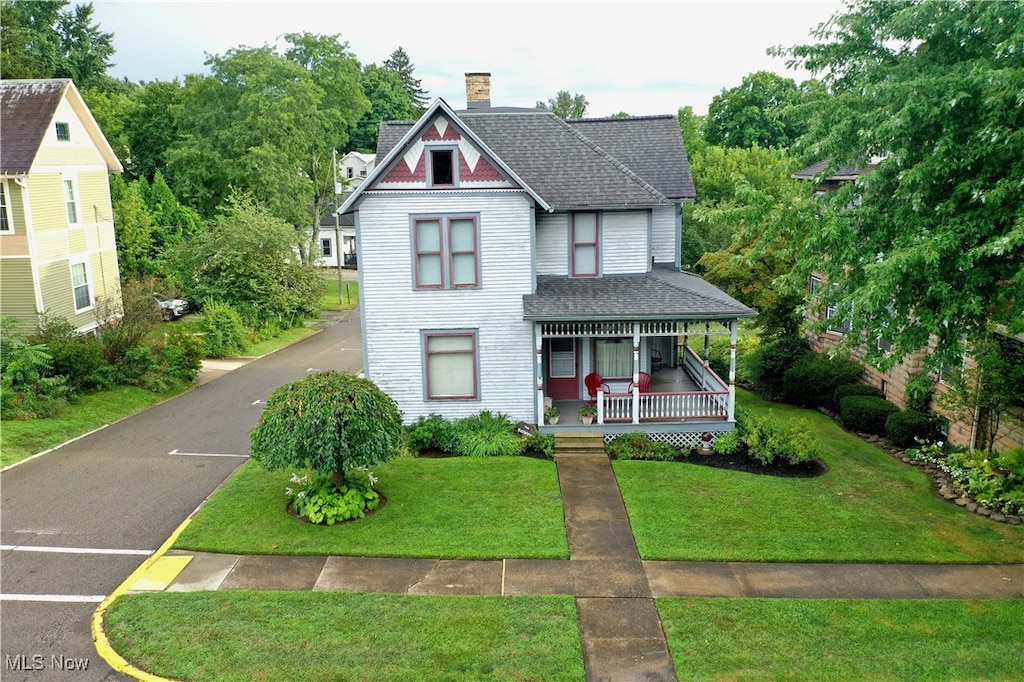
[546,338,578,400]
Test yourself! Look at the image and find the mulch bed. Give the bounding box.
[682,451,828,478]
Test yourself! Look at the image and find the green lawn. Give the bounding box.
[242,323,319,357]
[1,385,187,468]
[615,391,1024,563]
[174,457,570,559]
[319,276,359,311]
[658,598,1024,681]
[105,591,584,682]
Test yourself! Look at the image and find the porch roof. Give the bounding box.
[523,266,756,322]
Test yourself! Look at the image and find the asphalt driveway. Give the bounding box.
[0,311,363,681]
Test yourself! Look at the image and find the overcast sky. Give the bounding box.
[91,1,844,116]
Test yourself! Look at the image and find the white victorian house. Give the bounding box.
[339,74,754,446]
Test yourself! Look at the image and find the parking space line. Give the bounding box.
[168,449,248,458]
[1,545,152,555]
[2,594,106,603]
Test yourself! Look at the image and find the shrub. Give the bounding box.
[34,315,114,391]
[200,301,249,358]
[607,432,679,461]
[522,431,555,459]
[834,383,883,409]
[904,372,934,413]
[407,413,460,455]
[113,345,158,386]
[712,430,740,455]
[288,469,380,525]
[162,327,205,382]
[781,352,863,409]
[839,395,899,435]
[740,411,821,465]
[0,322,73,419]
[885,410,934,448]
[453,411,524,457]
[744,334,810,401]
[95,277,163,365]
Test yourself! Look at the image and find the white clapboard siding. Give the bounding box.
[359,192,536,423]
[535,212,568,276]
[601,210,649,274]
[651,204,678,264]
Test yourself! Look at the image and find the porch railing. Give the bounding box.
[597,389,729,423]
[682,346,729,393]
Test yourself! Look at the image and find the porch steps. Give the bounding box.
[553,431,607,458]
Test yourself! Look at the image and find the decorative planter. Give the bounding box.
[547,415,559,425]
[580,415,594,426]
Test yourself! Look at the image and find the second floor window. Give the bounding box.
[413,215,479,289]
[571,212,599,277]
[55,122,71,141]
[63,178,79,224]
[0,182,11,232]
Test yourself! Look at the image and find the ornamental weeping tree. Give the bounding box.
[250,371,404,490]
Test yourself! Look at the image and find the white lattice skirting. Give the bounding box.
[604,431,719,449]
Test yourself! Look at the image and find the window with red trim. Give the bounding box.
[571,212,599,277]
[413,216,478,289]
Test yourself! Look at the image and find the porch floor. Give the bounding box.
[545,365,721,432]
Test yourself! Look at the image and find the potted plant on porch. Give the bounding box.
[579,403,597,426]
[544,406,560,425]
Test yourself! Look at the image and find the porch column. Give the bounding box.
[728,319,738,422]
[632,322,640,424]
[535,323,545,425]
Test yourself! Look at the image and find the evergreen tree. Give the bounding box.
[383,46,428,110]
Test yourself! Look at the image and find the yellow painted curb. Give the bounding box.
[130,555,194,591]
[91,519,191,682]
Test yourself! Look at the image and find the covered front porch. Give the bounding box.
[533,320,738,434]
[524,267,757,437]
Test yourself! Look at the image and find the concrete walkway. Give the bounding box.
[128,455,1023,682]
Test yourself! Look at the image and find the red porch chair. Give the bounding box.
[585,372,610,402]
[629,371,652,394]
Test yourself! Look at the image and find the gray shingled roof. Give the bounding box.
[0,79,69,175]
[523,266,756,321]
[568,116,695,199]
[377,109,695,210]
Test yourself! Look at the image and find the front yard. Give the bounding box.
[106,392,1023,681]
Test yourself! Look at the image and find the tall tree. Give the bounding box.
[677,105,707,159]
[536,90,588,119]
[0,0,114,89]
[382,46,427,110]
[778,0,1024,369]
[122,79,182,182]
[692,146,819,338]
[704,71,810,149]
[165,34,369,258]
[349,63,420,153]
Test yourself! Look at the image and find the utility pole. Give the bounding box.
[333,148,343,303]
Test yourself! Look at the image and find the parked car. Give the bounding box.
[154,293,189,321]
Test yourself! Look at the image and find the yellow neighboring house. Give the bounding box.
[0,79,124,334]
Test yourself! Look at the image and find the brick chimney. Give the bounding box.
[465,72,491,109]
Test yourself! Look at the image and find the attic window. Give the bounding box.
[429,149,455,187]
[55,122,71,141]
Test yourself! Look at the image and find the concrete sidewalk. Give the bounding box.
[125,455,1023,682]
